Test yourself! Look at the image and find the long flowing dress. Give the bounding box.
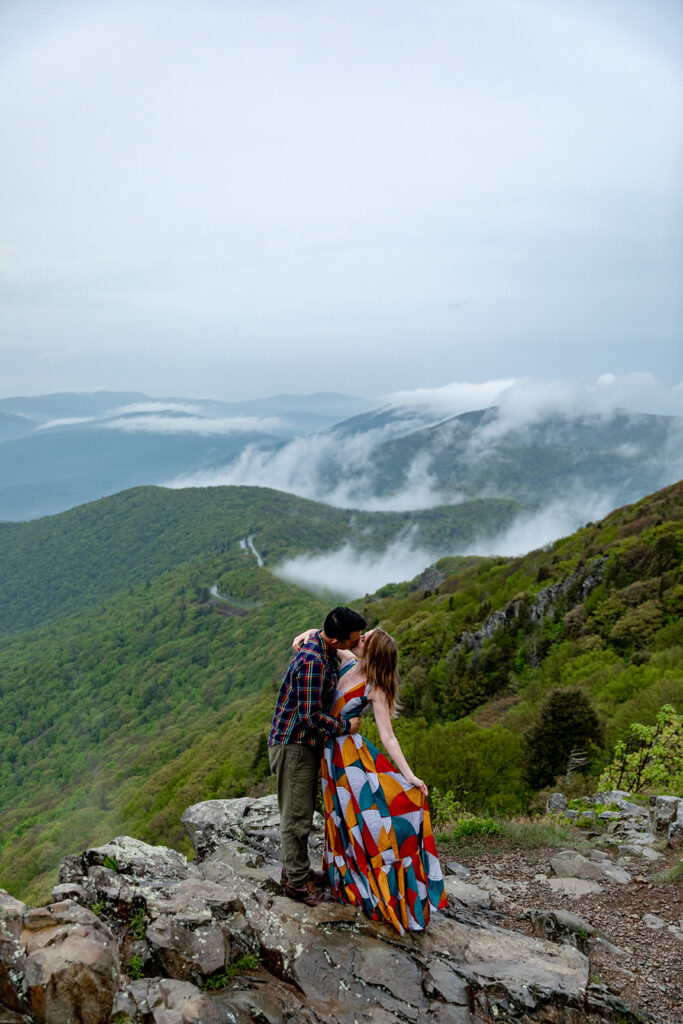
[320,662,448,934]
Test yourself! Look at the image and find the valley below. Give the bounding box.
[0,392,681,1024]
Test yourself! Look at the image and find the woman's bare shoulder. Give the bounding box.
[366,683,388,705]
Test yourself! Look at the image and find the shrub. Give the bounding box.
[609,600,664,650]
[437,815,502,843]
[598,704,683,794]
[429,788,463,828]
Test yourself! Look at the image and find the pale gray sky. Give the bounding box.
[1,0,681,399]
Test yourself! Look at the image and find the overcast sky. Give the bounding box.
[1,0,681,400]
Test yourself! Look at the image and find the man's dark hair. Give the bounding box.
[324,606,366,641]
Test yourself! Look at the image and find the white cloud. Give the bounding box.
[272,489,621,597]
[108,401,202,415]
[329,452,458,512]
[469,373,683,447]
[383,373,683,435]
[99,414,285,435]
[274,535,437,599]
[36,417,94,430]
[169,433,340,493]
[272,489,620,599]
[166,422,449,511]
[462,493,617,559]
[383,380,515,417]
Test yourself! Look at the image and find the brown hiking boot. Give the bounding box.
[283,879,329,907]
[281,866,329,889]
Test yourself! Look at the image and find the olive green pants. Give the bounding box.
[269,743,319,888]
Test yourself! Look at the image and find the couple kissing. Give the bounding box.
[268,606,447,935]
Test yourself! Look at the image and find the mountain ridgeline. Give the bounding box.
[0,485,526,637]
[0,390,375,521]
[0,480,681,904]
[1,388,681,522]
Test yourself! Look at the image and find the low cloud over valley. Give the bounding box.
[167,373,683,513]
[202,374,683,598]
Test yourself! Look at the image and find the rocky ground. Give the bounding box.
[445,846,682,1024]
[0,790,680,1024]
[438,791,683,1024]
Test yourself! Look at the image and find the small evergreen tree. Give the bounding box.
[523,687,603,789]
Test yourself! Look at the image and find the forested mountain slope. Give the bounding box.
[357,480,682,802]
[0,485,525,637]
[0,481,680,905]
[363,408,682,505]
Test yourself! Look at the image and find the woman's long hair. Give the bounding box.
[359,628,401,716]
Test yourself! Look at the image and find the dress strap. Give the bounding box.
[338,658,357,678]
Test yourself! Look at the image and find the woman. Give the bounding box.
[293,626,447,934]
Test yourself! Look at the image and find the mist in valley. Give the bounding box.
[167,374,683,598]
[260,376,683,598]
[272,489,620,600]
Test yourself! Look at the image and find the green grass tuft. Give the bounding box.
[495,816,574,847]
[437,813,576,854]
[652,859,683,884]
[126,954,144,980]
[200,954,260,991]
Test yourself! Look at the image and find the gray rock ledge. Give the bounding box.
[0,796,659,1024]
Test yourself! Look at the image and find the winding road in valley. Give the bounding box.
[208,535,265,610]
[240,534,264,566]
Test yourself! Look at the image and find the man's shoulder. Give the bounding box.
[293,640,325,668]
[298,631,324,656]
[291,633,336,672]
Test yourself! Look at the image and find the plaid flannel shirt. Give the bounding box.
[268,630,351,749]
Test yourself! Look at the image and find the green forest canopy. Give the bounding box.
[0,484,526,636]
[0,480,681,902]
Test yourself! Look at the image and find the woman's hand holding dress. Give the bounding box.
[370,689,428,796]
[404,772,428,797]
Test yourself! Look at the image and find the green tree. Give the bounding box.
[523,687,603,789]
[598,705,683,793]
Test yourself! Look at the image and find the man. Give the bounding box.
[268,606,366,906]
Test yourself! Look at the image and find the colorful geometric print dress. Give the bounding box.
[320,662,448,934]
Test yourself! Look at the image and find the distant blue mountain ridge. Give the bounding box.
[0,391,374,520]
[0,389,681,523]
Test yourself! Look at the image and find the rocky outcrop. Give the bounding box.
[648,795,683,848]
[456,558,606,652]
[0,795,662,1024]
[550,789,681,861]
[549,850,631,886]
[0,891,26,1016]
[112,978,233,1024]
[0,896,118,1024]
[23,902,119,1024]
[419,566,448,592]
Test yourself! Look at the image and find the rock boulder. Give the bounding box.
[21,901,119,1024]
